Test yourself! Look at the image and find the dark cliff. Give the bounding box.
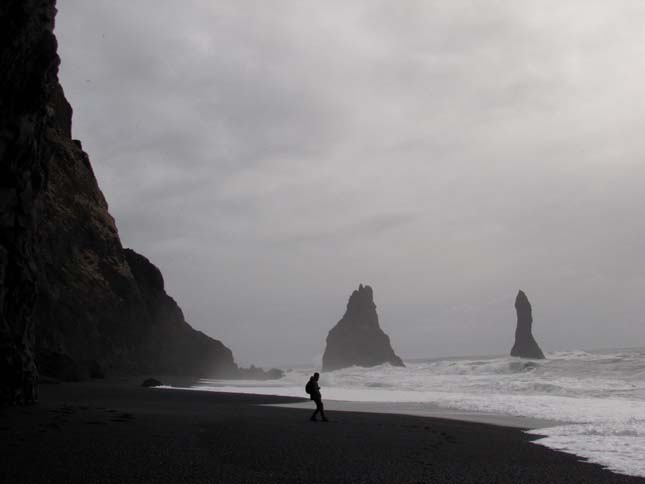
[322,284,404,371]
[30,86,237,379]
[122,249,235,377]
[1,0,58,404]
[0,1,251,404]
[510,290,545,359]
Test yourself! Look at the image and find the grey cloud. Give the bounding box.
[57,0,645,366]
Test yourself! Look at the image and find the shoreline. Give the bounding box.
[1,379,643,483]
[267,400,559,429]
[180,381,558,429]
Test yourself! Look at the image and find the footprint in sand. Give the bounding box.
[56,406,75,415]
[40,422,61,430]
[110,412,134,422]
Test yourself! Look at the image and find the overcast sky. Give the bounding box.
[56,1,645,367]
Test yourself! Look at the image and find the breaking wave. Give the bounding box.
[192,348,645,478]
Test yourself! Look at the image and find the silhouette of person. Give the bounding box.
[307,372,328,422]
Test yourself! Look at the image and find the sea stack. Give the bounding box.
[322,284,404,371]
[510,290,545,359]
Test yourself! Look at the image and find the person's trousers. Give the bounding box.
[311,398,326,420]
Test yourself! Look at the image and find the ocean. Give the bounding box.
[187,348,645,478]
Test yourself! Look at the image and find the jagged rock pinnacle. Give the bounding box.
[510,290,545,359]
[322,284,405,371]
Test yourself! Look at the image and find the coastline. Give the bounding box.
[1,379,643,484]
[268,400,558,429]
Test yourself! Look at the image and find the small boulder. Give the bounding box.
[237,366,285,380]
[86,360,105,379]
[141,378,163,388]
[36,350,82,382]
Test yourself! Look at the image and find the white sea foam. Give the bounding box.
[189,348,645,478]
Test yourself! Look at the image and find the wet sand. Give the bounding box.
[269,400,557,429]
[1,379,643,484]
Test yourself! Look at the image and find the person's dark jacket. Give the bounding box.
[308,379,321,401]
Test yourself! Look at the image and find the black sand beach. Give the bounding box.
[1,381,643,484]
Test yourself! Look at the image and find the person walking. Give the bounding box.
[305,372,328,422]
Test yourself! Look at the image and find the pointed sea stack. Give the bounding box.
[322,284,404,371]
[510,290,545,359]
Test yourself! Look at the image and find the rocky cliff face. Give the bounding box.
[0,0,249,404]
[0,0,59,404]
[122,249,236,377]
[322,284,404,371]
[510,290,545,359]
[31,84,238,379]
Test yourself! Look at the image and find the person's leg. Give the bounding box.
[318,399,328,421]
[310,400,319,421]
